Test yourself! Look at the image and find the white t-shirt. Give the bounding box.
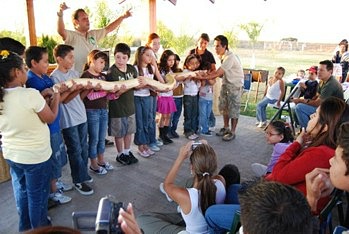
[0,87,51,164]
[134,66,154,97]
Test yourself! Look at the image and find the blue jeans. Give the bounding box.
[208,110,216,128]
[256,97,277,122]
[62,122,90,184]
[50,132,67,179]
[199,98,213,133]
[7,159,51,231]
[134,96,151,145]
[183,95,198,134]
[86,109,108,158]
[295,103,317,128]
[148,95,157,145]
[205,204,241,234]
[171,97,183,133]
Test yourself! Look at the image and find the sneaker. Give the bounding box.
[222,131,236,141]
[85,177,93,183]
[56,180,73,192]
[201,131,212,137]
[127,151,139,164]
[105,139,114,146]
[138,150,150,158]
[74,182,94,196]
[170,131,179,138]
[49,191,72,204]
[116,153,131,165]
[188,133,199,140]
[255,121,260,126]
[216,128,229,136]
[257,121,267,128]
[159,183,173,202]
[156,139,163,147]
[209,126,215,132]
[149,144,160,152]
[147,149,155,155]
[177,205,181,213]
[89,166,107,175]
[98,162,114,170]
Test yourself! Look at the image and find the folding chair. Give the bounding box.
[241,73,252,112]
[228,210,241,234]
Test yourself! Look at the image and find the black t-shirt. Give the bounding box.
[189,48,216,71]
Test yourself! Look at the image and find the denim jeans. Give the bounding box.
[62,122,90,184]
[171,97,183,133]
[134,96,151,145]
[86,109,108,158]
[256,97,277,122]
[50,132,67,179]
[183,95,198,134]
[208,110,216,128]
[295,103,317,128]
[7,159,51,231]
[199,98,213,133]
[148,96,157,145]
[205,204,241,234]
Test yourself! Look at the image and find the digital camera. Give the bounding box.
[95,196,124,234]
[191,142,202,150]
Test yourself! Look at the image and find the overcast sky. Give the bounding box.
[0,0,347,44]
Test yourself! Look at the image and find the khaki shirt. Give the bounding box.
[220,50,244,89]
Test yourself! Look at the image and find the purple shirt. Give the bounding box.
[266,142,291,173]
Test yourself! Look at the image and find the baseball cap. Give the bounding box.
[306,66,318,74]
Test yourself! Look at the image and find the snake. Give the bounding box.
[52,71,198,93]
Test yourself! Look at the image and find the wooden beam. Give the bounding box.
[149,0,157,33]
[26,0,37,46]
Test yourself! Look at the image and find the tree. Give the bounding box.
[240,21,263,68]
[223,30,239,49]
[0,30,26,46]
[38,35,58,64]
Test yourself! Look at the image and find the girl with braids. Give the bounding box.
[266,96,349,214]
[0,50,60,231]
[137,140,226,233]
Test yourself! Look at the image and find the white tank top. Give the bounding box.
[181,180,226,234]
[266,79,281,100]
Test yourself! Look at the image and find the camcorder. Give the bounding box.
[95,195,124,234]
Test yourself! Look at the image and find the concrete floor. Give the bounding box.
[0,115,272,233]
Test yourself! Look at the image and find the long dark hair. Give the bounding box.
[133,46,154,76]
[309,97,349,149]
[159,49,178,77]
[269,120,294,143]
[190,144,218,214]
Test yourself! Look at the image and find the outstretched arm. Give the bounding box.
[105,9,132,34]
[57,2,69,40]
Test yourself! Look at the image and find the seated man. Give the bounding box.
[293,60,343,128]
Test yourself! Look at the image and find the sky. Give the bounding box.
[0,0,347,44]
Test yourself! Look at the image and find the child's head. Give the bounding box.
[146,33,160,53]
[197,33,210,50]
[218,164,240,188]
[183,54,201,71]
[329,122,349,191]
[0,37,25,57]
[274,67,285,79]
[83,50,108,73]
[133,46,154,76]
[25,46,49,75]
[53,44,75,70]
[306,66,318,80]
[265,120,294,144]
[113,43,131,70]
[159,49,176,74]
[296,69,305,78]
[0,50,26,102]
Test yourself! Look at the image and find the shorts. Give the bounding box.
[219,85,242,119]
[157,96,177,114]
[50,132,67,179]
[108,114,136,138]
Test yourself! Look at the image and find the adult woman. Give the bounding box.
[332,39,348,82]
[137,140,226,233]
[0,50,60,231]
[266,96,349,214]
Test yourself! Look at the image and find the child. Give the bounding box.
[251,120,294,177]
[256,67,285,128]
[299,66,319,100]
[50,44,94,196]
[81,50,114,174]
[169,54,183,139]
[0,50,60,231]
[181,54,201,140]
[25,46,72,204]
[106,43,139,165]
[133,46,157,157]
[157,49,178,144]
[199,77,216,136]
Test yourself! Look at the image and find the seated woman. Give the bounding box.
[266,96,349,214]
[137,140,226,234]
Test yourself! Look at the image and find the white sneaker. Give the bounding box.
[177,205,181,213]
[209,126,215,131]
[156,139,163,147]
[49,191,72,204]
[159,182,173,202]
[138,150,150,158]
[257,121,267,128]
[147,149,155,155]
[56,180,73,192]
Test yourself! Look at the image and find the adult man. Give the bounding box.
[293,60,343,128]
[57,2,132,75]
[198,35,244,141]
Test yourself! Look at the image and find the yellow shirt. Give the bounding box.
[0,87,51,164]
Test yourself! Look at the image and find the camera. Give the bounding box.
[95,196,124,234]
[191,142,202,150]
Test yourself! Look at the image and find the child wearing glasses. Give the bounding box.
[251,120,294,177]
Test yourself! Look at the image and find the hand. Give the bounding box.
[58,83,69,93]
[178,141,194,160]
[292,98,301,104]
[122,9,133,19]
[118,203,142,234]
[137,76,147,87]
[59,2,69,12]
[84,81,94,90]
[296,127,312,145]
[41,88,54,99]
[119,84,127,93]
[275,101,281,108]
[94,83,102,91]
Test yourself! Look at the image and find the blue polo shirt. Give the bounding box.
[26,70,61,134]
